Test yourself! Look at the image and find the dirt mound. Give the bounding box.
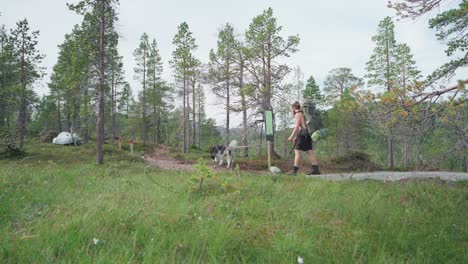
[330,151,380,172]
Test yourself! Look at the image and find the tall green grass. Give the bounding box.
[0,142,467,263]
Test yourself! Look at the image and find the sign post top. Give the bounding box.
[265,110,274,141]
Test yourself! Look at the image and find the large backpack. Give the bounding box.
[302,101,323,133]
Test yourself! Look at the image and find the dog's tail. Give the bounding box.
[228,140,238,148]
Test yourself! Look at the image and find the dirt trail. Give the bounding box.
[144,145,194,171]
[144,145,267,173]
[145,145,468,182]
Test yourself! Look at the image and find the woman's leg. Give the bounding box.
[288,149,302,175]
[306,150,320,175]
[294,149,302,167]
[306,150,318,165]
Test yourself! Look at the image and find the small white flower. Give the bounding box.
[93,238,100,245]
[198,216,202,221]
[297,256,304,264]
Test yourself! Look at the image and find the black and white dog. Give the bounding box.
[210,140,237,168]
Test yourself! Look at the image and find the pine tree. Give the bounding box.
[108,43,124,141]
[394,43,421,89]
[394,43,421,168]
[195,83,205,148]
[389,0,467,86]
[9,19,45,150]
[303,75,323,106]
[147,38,163,144]
[118,82,132,119]
[244,7,300,156]
[0,24,19,141]
[48,24,92,134]
[235,41,250,157]
[133,33,150,145]
[68,0,120,164]
[366,16,397,92]
[208,23,237,145]
[323,68,364,106]
[170,22,198,154]
[365,16,398,168]
[189,61,201,147]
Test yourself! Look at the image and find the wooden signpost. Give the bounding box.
[265,110,274,168]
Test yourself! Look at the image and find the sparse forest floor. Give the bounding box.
[1,142,467,263]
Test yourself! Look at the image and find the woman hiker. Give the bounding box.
[287,101,320,175]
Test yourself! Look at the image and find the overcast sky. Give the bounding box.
[1,0,466,127]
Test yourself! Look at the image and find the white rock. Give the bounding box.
[297,256,304,264]
[269,166,282,174]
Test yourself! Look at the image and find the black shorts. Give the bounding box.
[296,129,312,151]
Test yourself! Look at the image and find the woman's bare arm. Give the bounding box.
[288,113,302,140]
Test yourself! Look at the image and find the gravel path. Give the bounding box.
[306,171,468,182]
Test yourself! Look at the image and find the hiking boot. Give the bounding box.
[288,166,299,176]
[306,165,320,175]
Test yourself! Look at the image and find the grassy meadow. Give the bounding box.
[0,142,467,263]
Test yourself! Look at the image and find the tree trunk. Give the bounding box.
[344,121,350,153]
[96,0,106,164]
[153,103,157,144]
[183,74,187,153]
[57,94,61,131]
[388,127,394,168]
[166,114,169,145]
[72,99,79,134]
[198,87,202,148]
[192,79,196,147]
[463,153,467,173]
[19,32,26,150]
[226,59,230,145]
[156,112,161,144]
[241,96,248,157]
[239,60,248,157]
[111,68,116,141]
[403,135,408,169]
[186,78,190,152]
[385,39,394,169]
[19,96,27,150]
[283,129,287,157]
[265,37,280,158]
[82,88,89,142]
[142,49,147,146]
[66,113,71,132]
[0,41,4,130]
[335,119,339,157]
